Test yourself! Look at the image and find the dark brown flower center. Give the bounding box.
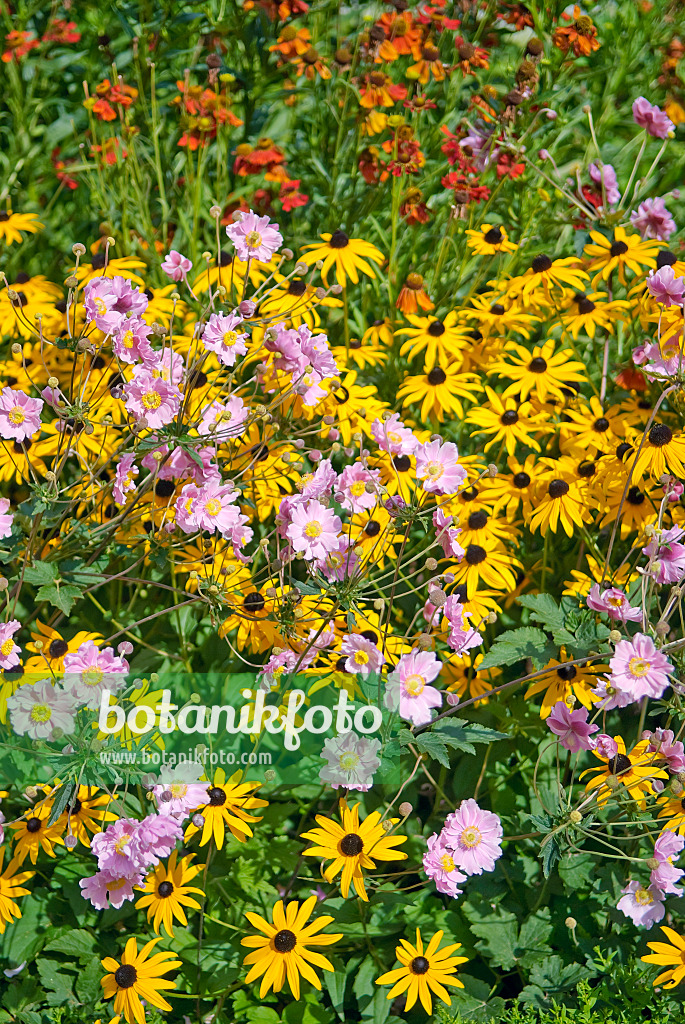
[513,471,531,488]
[208,787,226,806]
[427,320,445,336]
[340,832,364,856]
[329,230,349,249]
[427,367,447,386]
[274,929,297,952]
[364,519,381,536]
[548,479,569,498]
[244,592,266,613]
[114,964,137,989]
[501,409,518,425]
[609,240,628,257]
[411,956,430,974]
[158,881,174,898]
[649,424,673,447]
[490,303,506,315]
[49,638,69,659]
[484,227,503,245]
[592,417,609,432]
[531,254,552,273]
[575,297,596,314]
[529,356,547,373]
[393,455,411,472]
[556,664,577,681]
[607,753,631,775]
[465,544,486,565]
[626,486,645,506]
[26,817,42,834]
[467,510,488,529]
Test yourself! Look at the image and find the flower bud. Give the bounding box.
[72,243,86,256]
[565,916,577,929]
[264,769,276,782]
[398,802,413,817]
[192,814,205,828]
[64,834,78,850]
[608,629,622,643]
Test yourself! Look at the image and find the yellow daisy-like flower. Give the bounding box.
[632,422,685,480]
[135,850,204,937]
[0,210,43,246]
[580,736,667,809]
[184,768,268,850]
[558,291,630,339]
[559,396,628,458]
[24,620,103,675]
[376,928,468,1014]
[467,386,546,455]
[656,793,685,836]
[528,475,592,537]
[462,294,540,340]
[524,651,606,717]
[53,785,118,847]
[489,339,587,403]
[242,895,342,1000]
[323,369,390,445]
[584,225,662,285]
[301,800,407,901]
[10,798,66,865]
[100,936,182,1024]
[299,230,385,287]
[0,847,34,933]
[642,927,685,988]
[395,311,469,366]
[465,224,517,255]
[517,253,589,298]
[449,539,522,598]
[397,364,482,422]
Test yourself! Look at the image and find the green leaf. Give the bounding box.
[541,835,561,878]
[322,956,347,1019]
[46,781,75,826]
[22,561,58,585]
[44,929,95,958]
[414,731,450,767]
[36,958,75,1006]
[518,593,566,632]
[479,628,555,670]
[469,911,519,971]
[35,582,82,615]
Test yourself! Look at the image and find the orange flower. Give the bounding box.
[233,138,286,177]
[2,30,39,63]
[269,25,312,60]
[374,12,422,62]
[293,48,332,80]
[396,273,434,315]
[407,44,447,84]
[455,38,490,76]
[553,5,601,57]
[359,71,407,109]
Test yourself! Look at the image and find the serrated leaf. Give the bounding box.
[414,731,450,767]
[23,561,58,585]
[541,836,561,878]
[35,582,82,614]
[518,593,566,632]
[479,628,555,670]
[47,781,74,826]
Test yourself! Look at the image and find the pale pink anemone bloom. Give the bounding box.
[371,413,418,455]
[546,701,599,753]
[198,396,248,440]
[617,881,665,928]
[415,438,467,494]
[286,498,342,561]
[586,584,642,622]
[201,311,249,366]
[0,387,43,443]
[630,197,676,240]
[589,162,620,205]
[337,463,381,514]
[648,728,685,773]
[226,209,283,262]
[0,497,13,538]
[442,595,483,654]
[340,633,385,678]
[0,619,21,669]
[7,678,76,740]
[650,831,685,895]
[113,453,138,505]
[113,316,155,364]
[123,368,182,428]
[190,482,242,536]
[594,734,618,759]
[80,871,140,910]
[646,266,685,307]
[632,96,675,138]
[161,249,193,281]
[319,732,381,792]
[63,641,129,709]
[433,508,464,560]
[423,832,468,898]
[442,798,503,875]
[153,780,210,819]
[643,525,685,584]
[385,650,443,727]
[609,633,672,701]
